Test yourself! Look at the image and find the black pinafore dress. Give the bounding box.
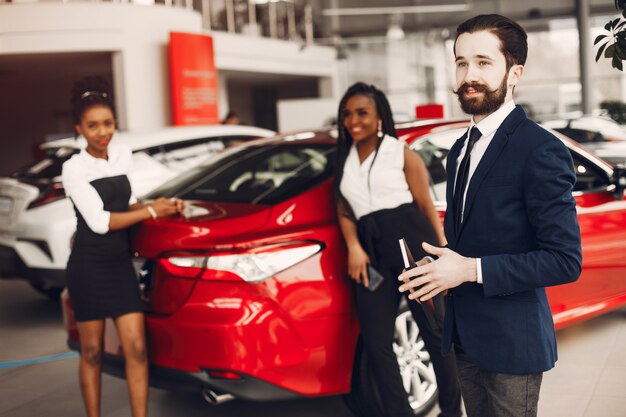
[65,175,142,322]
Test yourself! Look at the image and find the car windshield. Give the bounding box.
[553,128,606,143]
[146,143,336,205]
[410,133,455,202]
[11,147,78,182]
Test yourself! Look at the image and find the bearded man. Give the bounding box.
[398,14,582,417]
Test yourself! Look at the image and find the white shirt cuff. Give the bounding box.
[476,258,483,284]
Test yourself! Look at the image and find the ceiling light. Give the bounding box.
[387,14,405,41]
[387,24,405,41]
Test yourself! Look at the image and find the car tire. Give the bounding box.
[343,303,439,417]
[30,283,64,300]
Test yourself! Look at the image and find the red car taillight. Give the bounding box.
[161,241,323,283]
[145,242,323,315]
[27,182,66,209]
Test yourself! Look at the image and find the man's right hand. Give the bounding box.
[398,242,476,302]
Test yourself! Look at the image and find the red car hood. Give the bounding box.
[132,201,272,258]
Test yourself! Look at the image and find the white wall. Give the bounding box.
[277,93,430,132]
[341,32,452,118]
[210,31,339,81]
[0,3,340,131]
[0,3,202,130]
[277,98,337,131]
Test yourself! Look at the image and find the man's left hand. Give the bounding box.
[398,242,477,302]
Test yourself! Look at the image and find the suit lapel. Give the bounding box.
[457,106,527,238]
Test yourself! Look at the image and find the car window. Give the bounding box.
[411,139,450,201]
[147,144,335,205]
[410,129,463,202]
[554,128,605,143]
[410,128,612,199]
[570,152,611,192]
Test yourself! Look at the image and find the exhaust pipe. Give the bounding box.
[202,388,235,405]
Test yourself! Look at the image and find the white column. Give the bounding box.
[576,0,593,114]
[218,72,229,120]
[112,51,128,131]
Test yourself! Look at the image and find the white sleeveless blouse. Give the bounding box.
[339,135,413,220]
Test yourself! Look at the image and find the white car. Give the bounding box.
[0,125,275,298]
[541,115,626,142]
[541,116,626,165]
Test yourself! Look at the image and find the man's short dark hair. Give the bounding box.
[455,14,528,70]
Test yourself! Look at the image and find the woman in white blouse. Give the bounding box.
[62,77,182,417]
[335,82,462,417]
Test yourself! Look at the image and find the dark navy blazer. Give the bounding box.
[442,106,582,374]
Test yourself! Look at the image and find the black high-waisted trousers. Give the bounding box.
[355,203,462,417]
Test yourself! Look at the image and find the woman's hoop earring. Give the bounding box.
[377,120,383,138]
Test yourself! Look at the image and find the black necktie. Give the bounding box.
[453,126,482,235]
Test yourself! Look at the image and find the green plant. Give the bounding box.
[594,1,626,70]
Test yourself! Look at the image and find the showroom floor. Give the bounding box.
[0,278,624,417]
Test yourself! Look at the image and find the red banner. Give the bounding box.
[169,32,220,125]
[415,104,444,119]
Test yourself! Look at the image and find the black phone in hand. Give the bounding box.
[366,264,385,292]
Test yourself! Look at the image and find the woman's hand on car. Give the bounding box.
[347,244,370,287]
[151,197,184,218]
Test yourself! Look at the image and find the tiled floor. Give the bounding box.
[1,279,624,417]
[537,306,626,417]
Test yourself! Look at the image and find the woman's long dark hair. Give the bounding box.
[334,82,397,207]
[70,76,116,138]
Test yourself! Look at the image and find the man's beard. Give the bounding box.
[455,75,508,116]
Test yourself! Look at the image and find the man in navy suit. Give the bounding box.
[399,14,582,417]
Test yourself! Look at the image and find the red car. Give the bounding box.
[62,121,626,417]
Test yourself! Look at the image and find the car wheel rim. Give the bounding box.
[393,310,437,412]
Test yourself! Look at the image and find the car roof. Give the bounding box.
[235,128,338,147]
[40,125,276,151]
[395,117,469,132]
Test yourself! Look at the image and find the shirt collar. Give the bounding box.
[79,142,119,164]
[79,148,105,164]
[470,99,516,138]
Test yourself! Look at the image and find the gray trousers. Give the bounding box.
[455,349,543,417]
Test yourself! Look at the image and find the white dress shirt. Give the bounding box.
[340,135,413,220]
[455,99,516,283]
[62,144,137,235]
